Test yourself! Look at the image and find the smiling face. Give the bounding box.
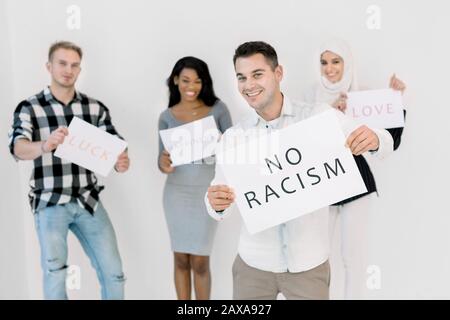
[174,68,202,103]
[46,48,81,89]
[320,51,344,83]
[235,53,283,113]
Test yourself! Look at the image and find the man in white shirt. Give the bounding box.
[205,41,393,299]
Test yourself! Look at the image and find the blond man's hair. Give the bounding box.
[48,41,83,61]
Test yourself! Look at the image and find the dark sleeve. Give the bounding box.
[386,109,407,150]
[97,101,125,141]
[8,100,34,159]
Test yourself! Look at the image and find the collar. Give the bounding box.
[43,86,82,104]
[243,94,295,129]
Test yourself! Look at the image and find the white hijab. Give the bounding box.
[314,38,359,104]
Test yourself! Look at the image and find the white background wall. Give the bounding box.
[0,0,29,299]
[1,0,449,299]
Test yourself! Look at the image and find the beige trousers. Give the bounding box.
[232,255,330,300]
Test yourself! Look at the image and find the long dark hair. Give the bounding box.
[167,56,219,108]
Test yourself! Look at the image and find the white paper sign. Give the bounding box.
[346,88,404,129]
[159,115,220,167]
[216,110,367,234]
[54,117,127,177]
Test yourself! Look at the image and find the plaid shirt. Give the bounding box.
[8,87,124,215]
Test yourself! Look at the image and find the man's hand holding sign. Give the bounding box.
[114,149,130,173]
[41,126,69,153]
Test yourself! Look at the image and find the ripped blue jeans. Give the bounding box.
[34,201,125,300]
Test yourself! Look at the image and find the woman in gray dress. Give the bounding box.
[158,56,232,300]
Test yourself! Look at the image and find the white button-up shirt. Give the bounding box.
[205,96,393,273]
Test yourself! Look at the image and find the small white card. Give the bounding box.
[54,117,127,177]
[159,115,221,167]
[346,89,404,129]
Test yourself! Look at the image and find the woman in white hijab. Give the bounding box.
[304,38,406,299]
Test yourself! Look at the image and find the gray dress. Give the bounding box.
[158,100,232,255]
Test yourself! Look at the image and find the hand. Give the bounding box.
[115,150,130,173]
[332,92,348,112]
[207,185,235,212]
[42,127,69,153]
[346,125,379,156]
[389,74,406,94]
[159,150,175,174]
